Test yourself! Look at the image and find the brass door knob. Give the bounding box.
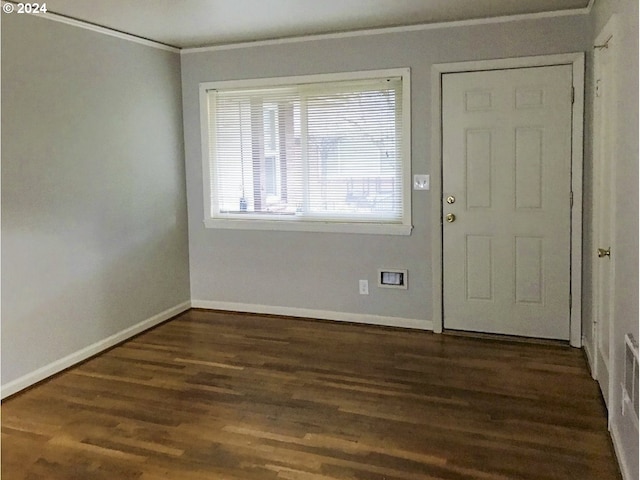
[446,213,456,223]
[597,247,611,258]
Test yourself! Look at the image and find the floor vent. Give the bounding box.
[622,333,639,429]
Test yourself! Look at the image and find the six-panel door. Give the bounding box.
[442,65,573,340]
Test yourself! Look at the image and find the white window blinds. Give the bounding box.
[201,71,410,233]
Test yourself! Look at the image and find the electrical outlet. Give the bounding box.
[359,279,369,295]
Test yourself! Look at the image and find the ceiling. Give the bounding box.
[41,0,592,49]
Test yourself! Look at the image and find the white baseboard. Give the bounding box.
[1,301,192,399]
[583,334,597,379]
[610,420,637,480]
[191,300,433,331]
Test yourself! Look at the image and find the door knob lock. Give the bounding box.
[597,247,611,258]
[445,213,456,223]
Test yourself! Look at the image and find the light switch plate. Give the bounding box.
[413,174,430,190]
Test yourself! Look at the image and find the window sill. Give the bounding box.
[203,218,413,236]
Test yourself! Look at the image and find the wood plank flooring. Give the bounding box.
[2,309,621,479]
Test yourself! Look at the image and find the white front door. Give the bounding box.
[592,19,617,408]
[442,65,573,340]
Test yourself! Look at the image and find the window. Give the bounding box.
[200,69,411,234]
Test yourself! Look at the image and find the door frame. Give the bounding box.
[430,53,585,347]
[590,14,619,413]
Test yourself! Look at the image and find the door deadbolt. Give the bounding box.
[445,213,456,223]
[446,195,456,204]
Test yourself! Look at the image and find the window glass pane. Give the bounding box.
[204,73,407,227]
[305,87,400,218]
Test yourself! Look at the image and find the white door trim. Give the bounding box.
[430,53,585,347]
[591,14,619,417]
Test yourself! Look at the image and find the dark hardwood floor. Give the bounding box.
[2,309,621,479]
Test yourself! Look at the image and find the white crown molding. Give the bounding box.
[2,0,593,54]
[181,5,593,54]
[1,1,180,53]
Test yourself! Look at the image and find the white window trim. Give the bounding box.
[199,68,412,235]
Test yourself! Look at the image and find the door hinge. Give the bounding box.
[570,191,574,207]
[571,86,575,104]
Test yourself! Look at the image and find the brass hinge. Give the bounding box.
[571,86,575,104]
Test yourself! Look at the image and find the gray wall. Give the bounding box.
[181,15,591,323]
[1,4,636,475]
[590,0,639,478]
[1,13,190,386]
